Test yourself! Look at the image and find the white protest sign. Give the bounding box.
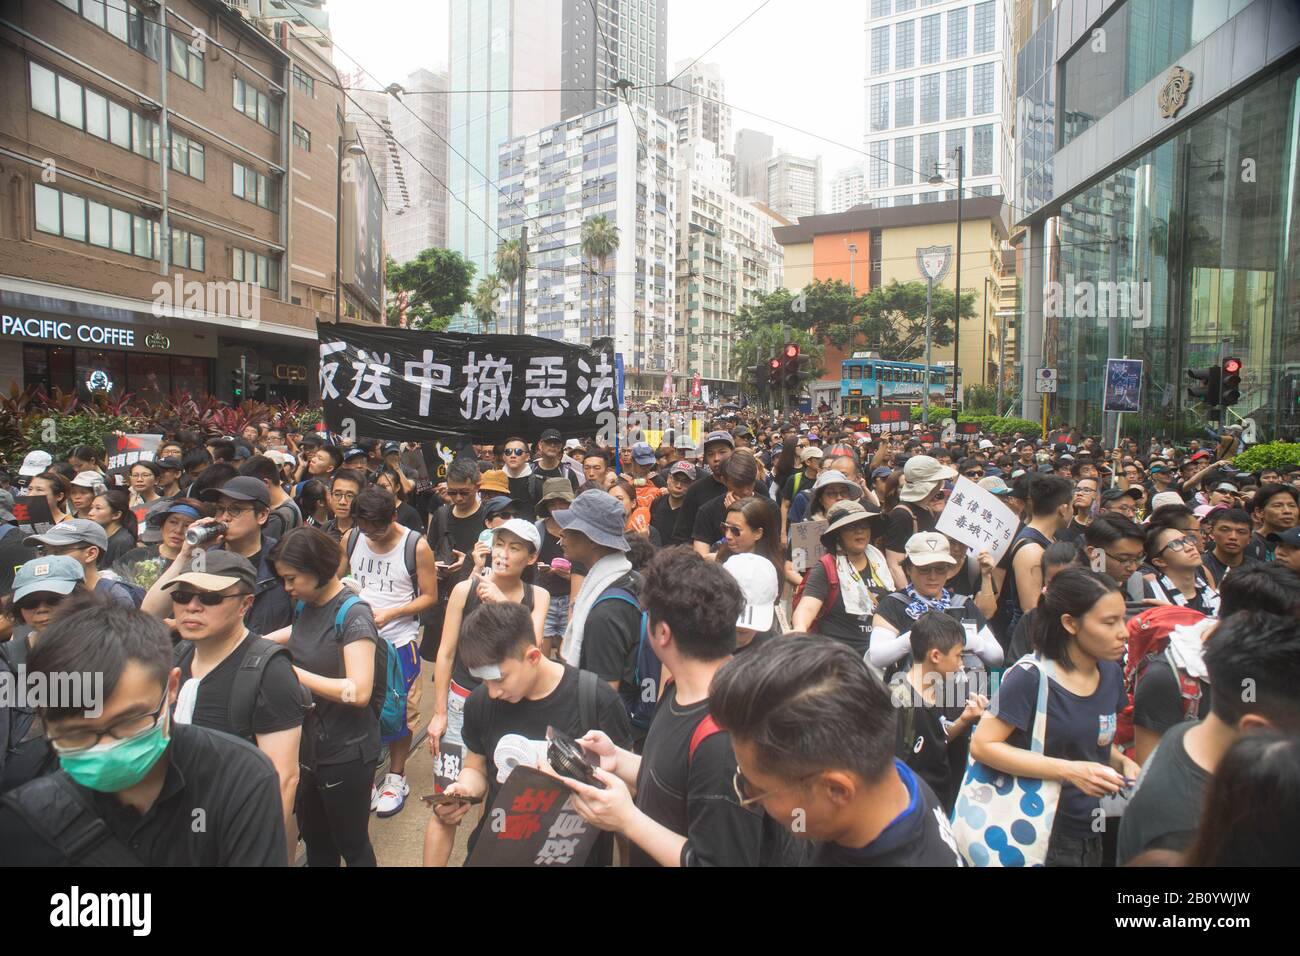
[935,476,1019,562]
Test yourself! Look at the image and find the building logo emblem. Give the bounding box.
[916,245,952,283]
[145,331,171,350]
[1158,66,1193,118]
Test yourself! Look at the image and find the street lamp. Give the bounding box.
[846,241,858,295]
[930,147,963,404]
[336,139,367,324]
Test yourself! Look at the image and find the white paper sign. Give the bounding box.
[935,476,1019,562]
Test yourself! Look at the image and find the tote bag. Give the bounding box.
[951,655,1061,867]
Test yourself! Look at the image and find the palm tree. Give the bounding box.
[494,239,522,335]
[581,214,620,339]
[471,273,501,333]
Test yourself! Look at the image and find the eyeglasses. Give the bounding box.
[503,447,527,456]
[732,766,813,808]
[15,593,66,613]
[1156,536,1194,556]
[170,590,245,607]
[1104,551,1144,570]
[963,471,985,478]
[446,487,474,498]
[47,690,169,754]
[214,504,253,519]
[331,490,358,502]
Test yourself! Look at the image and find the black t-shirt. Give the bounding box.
[692,494,731,548]
[800,559,872,655]
[394,500,423,533]
[1056,518,1090,544]
[1133,656,1211,737]
[894,681,967,814]
[429,503,486,593]
[988,658,1126,838]
[648,494,680,548]
[577,574,642,709]
[1200,551,1263,588]
[177,632,305,742]
[780,470,815,505]
[462,665,632,863]
[288,591,382,766]
[451,580,538,691]
[265,500,303,542]
[805,761,963,867]
[671,474,727,545]
[0,723,286,865]
[1116,722,1209,864]
[0,524,36,595]
[102,526,138,568]
[883,503,934,554]
[633,683,795,867]
[536,523,588,598]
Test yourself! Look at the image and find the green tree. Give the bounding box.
[471,273,502,333]
[385,248,475,331]
[494,239,523,335]
[581,214,620,337]
[819,279,974,361]
[731,290,825,403]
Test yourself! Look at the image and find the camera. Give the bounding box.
[546,726,604,789]
[184,521,227,547]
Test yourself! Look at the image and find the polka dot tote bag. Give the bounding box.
[951,655,1061,867]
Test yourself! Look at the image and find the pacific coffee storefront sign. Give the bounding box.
[2,313,140,347]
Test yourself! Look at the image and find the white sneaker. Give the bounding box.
[374,772,409,818]
[370,783,381,813]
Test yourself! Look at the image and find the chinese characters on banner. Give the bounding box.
[105,434,163,471]
[464,767,602,867]
[11,495,54,536]
[935,476,1020,562]
[867,405,911,435]
[316,324,617,442]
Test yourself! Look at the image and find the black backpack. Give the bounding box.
[1,771,144,865]
[0,635,56,794]
[173,637,312,742]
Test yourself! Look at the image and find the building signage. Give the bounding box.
[2,313,136,347]
[1158,66,1193,119]
[275,364,309,382]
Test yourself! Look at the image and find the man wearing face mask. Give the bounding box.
[0,603,286,865]
[163,550,305,858]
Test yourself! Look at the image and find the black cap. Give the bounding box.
[383,442,401,454]
[156,456,183,470]
[539,429,563,444]
[199,476,270,507]
[342,447,368,461]
[1100,486,1143,504]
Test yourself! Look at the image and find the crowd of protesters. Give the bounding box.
[0,409,1297,868]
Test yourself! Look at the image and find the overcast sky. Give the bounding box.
[324,0,866,197]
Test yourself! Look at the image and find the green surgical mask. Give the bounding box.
[58,710,171,793]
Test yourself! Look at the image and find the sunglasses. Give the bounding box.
[170,590,245,607]
[15,593,66,613]
[503,447,528,456]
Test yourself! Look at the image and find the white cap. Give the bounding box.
[492,517,542,552]
[978,439,995,450]
[1150,491,1184,511]
[70,470,107,491]
[723,554,777,632]
[565,438,582,450]
[19,450,52,477]
[905,532,958,567]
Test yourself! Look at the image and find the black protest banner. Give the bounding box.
[12,495,54,535]
[105,434,163,471]
[464,766,601,867]
[317,324,617,442]
[867,405,911,435]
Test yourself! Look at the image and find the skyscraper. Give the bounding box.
[562,0,669,117]
[864,0,1010,206]
[733,128,774,202]
[664,60,730,151]
[387,69,450,263]
[766,152,822,221]
[830,163,867,213]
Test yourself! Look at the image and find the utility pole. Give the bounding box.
[517,225,528,335]
[953,145,963,406]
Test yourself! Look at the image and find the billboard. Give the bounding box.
[341,146,384,313]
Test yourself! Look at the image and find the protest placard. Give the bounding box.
[935,476,1019,562]
[464,766,602,867]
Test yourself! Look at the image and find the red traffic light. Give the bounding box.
[768,357,781,370]
[784,344,800,360]
[1223,358,1241,375]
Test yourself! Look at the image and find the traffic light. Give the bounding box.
[245,370,262,400]
[783,343,813,394]
[231,368,245,400]
[1220,357,1242,407]
[1187,364,1221,413]
[768,356,784,390]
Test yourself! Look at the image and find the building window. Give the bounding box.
[919,73,940,123]
[920,14,941,65]
[946,68,966,119]
[169,130,205,180]
[895,0,915,11]
[946,128,966,173]
[973,1,996,54]
[233,76,280,131]
[170,227,204,271]
[972,124,993,176]
[871,26,890,75]
[292,123,311,151]
[232,247,279,291]
[947,8,967,59]
[868,142,888,189]
[870,84,890,132]
[870,0,891,17]
[33,183,157,260]
[972,62,994,115]
[894,78,914,127]
[291,65,315,97]
[233,162,278,210]
[29,61,159,161]
[895,20,915,71]
[919,132,940,183]
[58,0,161,60]
[167,32,204,88]
[894,136,914,184]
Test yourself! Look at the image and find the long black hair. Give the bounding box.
[1030,567,1118,670]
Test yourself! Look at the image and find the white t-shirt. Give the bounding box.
[349,528,421,648]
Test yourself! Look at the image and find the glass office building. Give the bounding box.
[1014,0,1300,441]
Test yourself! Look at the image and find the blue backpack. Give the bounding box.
[294,595,403,738]
[593,585,658,732]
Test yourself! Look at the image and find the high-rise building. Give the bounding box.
[387,69,449,263]
[562,0,668,117]
[733,128,773,201]
[343,85,396,204]
[864,0,1011,206]
[0,0,377,403]
[674,140,785,394]
[766,152,822,221]
[664,60,730,152]
[830,163,867,213]
[498,102,676,398]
